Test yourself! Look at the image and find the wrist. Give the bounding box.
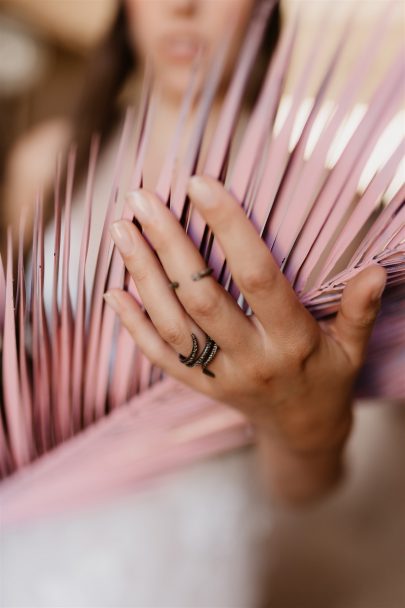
[251,395,354,454]
[254,403,353,505]
[257,433,347,505]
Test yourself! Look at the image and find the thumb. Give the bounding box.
[333,264,387,368]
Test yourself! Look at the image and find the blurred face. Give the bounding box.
[125,0,256,100]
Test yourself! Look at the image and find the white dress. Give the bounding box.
[1,405,405,608]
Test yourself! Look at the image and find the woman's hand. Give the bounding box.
[105,176,386,503]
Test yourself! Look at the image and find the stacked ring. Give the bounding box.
[179,333,219,378]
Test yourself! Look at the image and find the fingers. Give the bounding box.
[110,219,205,359]
[125,189,255,353]
[333,264,387,368]
[103,289,214,387]
[187,176,317,343]
[103,289,178,368]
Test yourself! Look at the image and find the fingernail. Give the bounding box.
[110,221,135,256]
[187,176,213,208]
[127,190,153,222]
[103,291,120,313]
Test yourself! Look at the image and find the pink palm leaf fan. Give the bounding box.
[0,0,404,525]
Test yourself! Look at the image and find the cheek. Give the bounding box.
[201,0,256,68]
[125,0,162,60]
[202,0,255,35]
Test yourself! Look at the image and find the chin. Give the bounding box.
[158,65,207,102]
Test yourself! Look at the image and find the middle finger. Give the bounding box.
[126,189,256,354]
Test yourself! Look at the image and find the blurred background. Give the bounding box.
[0,0,403,150]
[0,0,403,130]
[0,0,115,160]
[0,1,404,607]
[0,0,403,251]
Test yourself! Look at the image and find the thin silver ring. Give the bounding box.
[191,267,213,282]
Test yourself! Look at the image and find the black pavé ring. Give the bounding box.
[178,333,219,378]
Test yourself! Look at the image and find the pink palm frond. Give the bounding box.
[0,3,403,525]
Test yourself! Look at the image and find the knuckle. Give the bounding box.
[238,263,275,294]
[127,257,149,283]
[187,289,222,318]
[293,331,320,365]
[268,329,320,373]
[342,306,379,330]
[158,322,185,347]
[245,359,274,385]
[353,310,378,329]
[253,368,274,385]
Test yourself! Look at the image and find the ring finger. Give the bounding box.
[110,219,207,361]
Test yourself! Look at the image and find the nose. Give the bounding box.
[168,0,198,16]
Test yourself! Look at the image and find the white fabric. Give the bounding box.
[1,404,405,607]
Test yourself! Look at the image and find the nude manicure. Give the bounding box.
[110,221,136,256]
[127,191,153,222]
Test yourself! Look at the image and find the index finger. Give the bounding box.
[187,176,317,342]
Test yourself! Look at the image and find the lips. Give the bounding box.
[159,32,205,63]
